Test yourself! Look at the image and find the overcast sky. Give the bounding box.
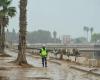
[8,0,100,38]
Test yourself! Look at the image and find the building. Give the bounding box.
[62,35,71,45]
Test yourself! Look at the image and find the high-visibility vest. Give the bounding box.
[41,48,47,57]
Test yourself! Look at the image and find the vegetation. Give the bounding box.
[6,29,61,44]
[91,33,100,42]
[73,37,87,43]
[0,0,16,54]
[83,26,94,42]
[90,27,93,40]
[83,26,89,42]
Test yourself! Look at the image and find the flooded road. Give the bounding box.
[0,50,100,80]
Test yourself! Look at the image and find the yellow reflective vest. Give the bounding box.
[40,48,48,57]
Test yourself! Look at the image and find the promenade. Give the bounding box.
[0,49,100,80]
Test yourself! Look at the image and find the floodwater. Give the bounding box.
[0,50,100,80]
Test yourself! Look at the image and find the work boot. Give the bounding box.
[42,63,44,67]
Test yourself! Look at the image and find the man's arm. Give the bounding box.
[46,49,48,56]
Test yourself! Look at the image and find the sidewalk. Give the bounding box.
[0,49,69,80]
[50,53,100,76]
[0,50,51,80]
[0,50,100,80]
[70,65,100,76]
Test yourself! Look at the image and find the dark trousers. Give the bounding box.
[42,57,47,67]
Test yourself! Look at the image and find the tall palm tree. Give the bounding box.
[16,0,28,65]
[83,26,89,42]
[0,0,16,54]
[53,31,57,43]
[90,27,93,41]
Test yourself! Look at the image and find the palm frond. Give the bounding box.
[0,0,16,27]
[8,7,16,17]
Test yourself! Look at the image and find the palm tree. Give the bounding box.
[83,26,89,42]
[16,0,28,65]
[0,0,16,54]
[53,31,57,43]
[90,27,93,41]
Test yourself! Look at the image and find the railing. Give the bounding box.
[13,43,100,51]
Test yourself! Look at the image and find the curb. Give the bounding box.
[70,66,100,76]
[48,60,61,65]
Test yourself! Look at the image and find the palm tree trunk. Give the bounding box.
[0,19,4,54]
[90,32,92,42]
[87,31,88,42]
[0,23,2,53]
[1,26,5,53]
[0,17,7,54]
[16,0,27,64]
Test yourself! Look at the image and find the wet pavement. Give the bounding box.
[0,49,100,80]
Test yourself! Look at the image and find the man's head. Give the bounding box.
[42,44,46,49]
[42,46,45,49]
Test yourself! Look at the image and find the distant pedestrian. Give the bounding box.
[40,45,48,67]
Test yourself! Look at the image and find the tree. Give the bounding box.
[91,33,100,42]
[74,37,87,43]
[83,26,89,42]
[0,0,16,54]
[3,29,61,44]
[5,28,9,47]
[27,30,52,43]
[90,27,93,41]
[16,0,28,65]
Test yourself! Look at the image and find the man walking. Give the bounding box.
[40,45,48,67]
